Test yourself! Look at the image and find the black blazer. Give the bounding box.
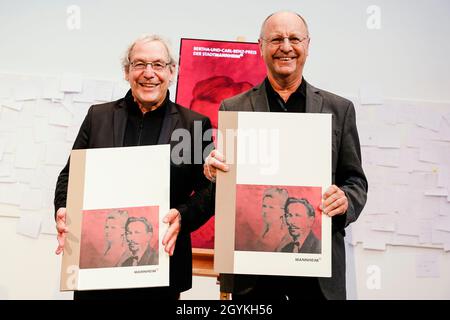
[281,232,322,254]
[218,80,368,300]
[54,92,214,294]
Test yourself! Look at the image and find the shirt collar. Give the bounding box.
[265,77,306,100]
[125,89,169,115]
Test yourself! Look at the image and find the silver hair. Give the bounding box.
[259,11,310,39]
[121,34,177,72]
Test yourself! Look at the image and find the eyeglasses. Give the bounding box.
[261,36,309,46]
[130,60,171,72]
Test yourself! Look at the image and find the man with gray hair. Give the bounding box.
[54,34,214,300]
[204,11,368,300]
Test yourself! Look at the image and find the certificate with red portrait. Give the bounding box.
[60,145,170,291]
[214,112,332,277]
[175,38,266,249]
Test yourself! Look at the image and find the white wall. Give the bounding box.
[1,0,450,299]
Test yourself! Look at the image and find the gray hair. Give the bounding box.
[121,34,177,72]
[259,11,310,39]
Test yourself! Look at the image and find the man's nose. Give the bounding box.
[279,38,293,52]
[143,67,156,77]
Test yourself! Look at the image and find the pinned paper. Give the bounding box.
[73,79,96,103]
[371,215,396,232]
[416,110,442,132]
[392,234,420,247]
[418,219,432,243]
[416,253,440,278]
[48,104,72,127]
[94,80,114,101]
[0,182,22,205]
[376,124,402,148]
[0,138,5,161]
[19,187,43,211]
[16,212,42,239]
[419,142,442,164]
[42,77,64,100]
[15,142,41,169]
[60,73,83,93]
[45,142,70,166]
[397,215,420,236]
[14,82,40,101]
[424,188,448,197]
[434,216,450,232]
[359,84,384,105]
[40,215,58,236]
[1,99,22,111]
[112,81,130,100]
[374,149,400,167]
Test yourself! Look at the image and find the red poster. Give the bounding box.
[235,185,322,254]
[176,38,267,248]
[80,206,159,269]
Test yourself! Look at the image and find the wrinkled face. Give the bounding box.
[285,203,314,240]
[125,221,151,255]
[259,12,309,82]
[262,195,286,225]
[104,218,124,242]
[125,40,174,109]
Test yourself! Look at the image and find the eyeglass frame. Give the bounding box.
[129,60,172,72]
[260,35,309,46]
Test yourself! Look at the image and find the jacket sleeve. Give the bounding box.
[332,101,368,233]
[53,106,93,218]
[175,117,215,232]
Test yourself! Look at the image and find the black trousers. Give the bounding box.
[232,275,326,301]
[74,286,180,300]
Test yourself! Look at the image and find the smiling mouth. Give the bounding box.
[277,56,295,60]
[139,83,159,88]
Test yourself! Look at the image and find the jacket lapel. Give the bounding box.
[250,81,270,112]
[113,100,128,147]
[157,101,180,144]
[305,82,324,114]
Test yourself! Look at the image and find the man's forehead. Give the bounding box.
[130,40,169,59]
[263,13,307,35]
[287,202,307,212]
[128,221,145,228]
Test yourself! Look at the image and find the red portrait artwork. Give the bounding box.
[79,206,159,269]
[235,185,322,254]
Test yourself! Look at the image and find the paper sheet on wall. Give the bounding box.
[416,253,440,278]
[16,212,42,238]
[60,73,83,93]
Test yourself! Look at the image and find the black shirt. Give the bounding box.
[123,90,167,146]
[265,77,306,113]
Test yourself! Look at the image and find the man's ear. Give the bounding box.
[305,37,311,57]
[258,39,264,57]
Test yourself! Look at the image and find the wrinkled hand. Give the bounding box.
[55,208,68,255]
[203,150,229,183]
[321,185,348,217]
[162,209,182,256]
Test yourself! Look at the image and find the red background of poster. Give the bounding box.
[80,206,159,269]
[175,38,267,249]
[235,185,322,252]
